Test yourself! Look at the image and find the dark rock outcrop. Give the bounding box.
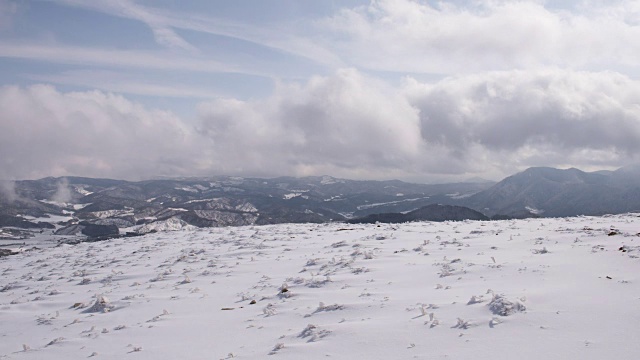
[79,222,119,238]
[0,214,54,229]
[0,249,17,257]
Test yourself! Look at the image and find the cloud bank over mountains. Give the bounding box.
[0,85,206,180]
[1,0,640,181]
[2,68,640,181]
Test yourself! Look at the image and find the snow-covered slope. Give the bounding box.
[1,214,639,359]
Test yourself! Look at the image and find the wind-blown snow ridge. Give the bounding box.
[1,214,639,359]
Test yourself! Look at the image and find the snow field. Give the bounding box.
[1,214,640,359]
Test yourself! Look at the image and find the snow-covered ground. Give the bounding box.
[1,214,640,359]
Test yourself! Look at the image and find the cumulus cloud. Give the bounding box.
[0,84,208,180]
[322,0,640,73]
[197,69,426,179]
[2,68,640,182]
[198,68,640,181]
[404,68,640,175]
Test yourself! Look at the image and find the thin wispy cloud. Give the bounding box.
[45,0,199,53]
[45,0,343,67]
[25,70,222,99]
[0,43,255,75]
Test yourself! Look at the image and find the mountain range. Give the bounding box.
[1,166,639,240]
[463,165,640,218]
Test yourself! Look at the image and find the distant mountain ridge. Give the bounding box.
[1,165,639,241]
[0,175,492,239]
[461,166,640,218]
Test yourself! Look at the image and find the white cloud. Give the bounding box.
[197,68,425,179]
[26,70,222,99]
[322,0,640,74]
[46,0,199,53]
[2,68,640,182]
[0,84,209,180]
[0,43,248,74]
[404,68,640,175]
[149,26,198,53]
[44,0,343,68]
[198,68,640,181]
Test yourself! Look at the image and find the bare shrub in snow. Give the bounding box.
[488,294,526,316]
[84,295,114,313]
[351,267,369,274]
[46,337,65,346]
[36,315,53,325]
[315,302,345,313]
[263,303,276,316]
[269,343,285,355]
[278,283,292,298]
[306,276,331,288]
[453,318,471,329]
[489,317,502,328]
[305,258,320,266]
[439,264,455,277]
[419,304,428,316]
[298,324,331,342]
[532,247,549,254]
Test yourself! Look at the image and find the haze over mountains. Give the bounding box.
[1,165,639,241]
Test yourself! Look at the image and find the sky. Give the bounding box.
[1,0,640,183]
